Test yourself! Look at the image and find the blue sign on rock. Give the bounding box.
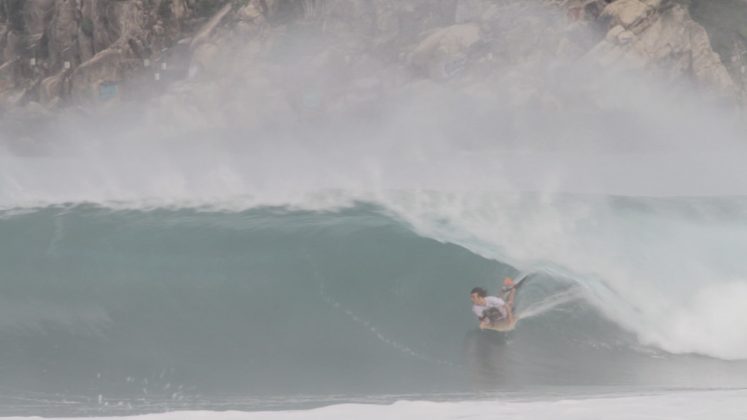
[98,82,119,101]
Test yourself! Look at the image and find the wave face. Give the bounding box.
[0,205,494,401]
[1,202,747,415]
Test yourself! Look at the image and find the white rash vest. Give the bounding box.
[472,296,507,320]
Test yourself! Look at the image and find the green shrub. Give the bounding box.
[6,0,25,31]
[158,0,172,19]
[81,17,94,37]
[232,0,251,8]
[194,0,230,17]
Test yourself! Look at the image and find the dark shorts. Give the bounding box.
[482,307,504,323]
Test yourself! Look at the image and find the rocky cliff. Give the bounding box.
[0,0,745,114]
[0,0,235,109]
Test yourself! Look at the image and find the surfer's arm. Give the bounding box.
[505,303,514,323]
[503,287,516,307]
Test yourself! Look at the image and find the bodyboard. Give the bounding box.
[480,317,517,332]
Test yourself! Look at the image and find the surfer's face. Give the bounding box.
[470,293,485,305]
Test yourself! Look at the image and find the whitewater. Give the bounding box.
[2,2,747,419]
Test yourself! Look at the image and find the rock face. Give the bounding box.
[0,0,744,111]
[687,0,747,104]
[410,23,482,79]
[0,0,230,108]
[588,0,736,97]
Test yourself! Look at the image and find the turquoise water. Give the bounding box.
[1,202,747,415]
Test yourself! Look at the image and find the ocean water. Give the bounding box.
[0,199,746,417]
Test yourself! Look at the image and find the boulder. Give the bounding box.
[69,48,126,102]
[410,23,482,79]
[601,0,655,31]
[39,72,67,103]
[318,0,456,50]
[239,4,265,21]
[588,4,736,95]
[46,0,81,70]
[190,3,233,50]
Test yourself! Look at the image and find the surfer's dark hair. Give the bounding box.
[470,287,487,297]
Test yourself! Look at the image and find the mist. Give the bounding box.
[1,1,745,210]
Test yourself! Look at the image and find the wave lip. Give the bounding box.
[377,193,747,361]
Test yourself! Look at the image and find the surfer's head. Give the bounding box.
[470,287,487,305]
[503,277,514,287]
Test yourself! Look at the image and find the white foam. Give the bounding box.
[515,287,583,320]
[378,192,747,360]
[3,390,746,420]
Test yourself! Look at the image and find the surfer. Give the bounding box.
[470,287,512,328]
